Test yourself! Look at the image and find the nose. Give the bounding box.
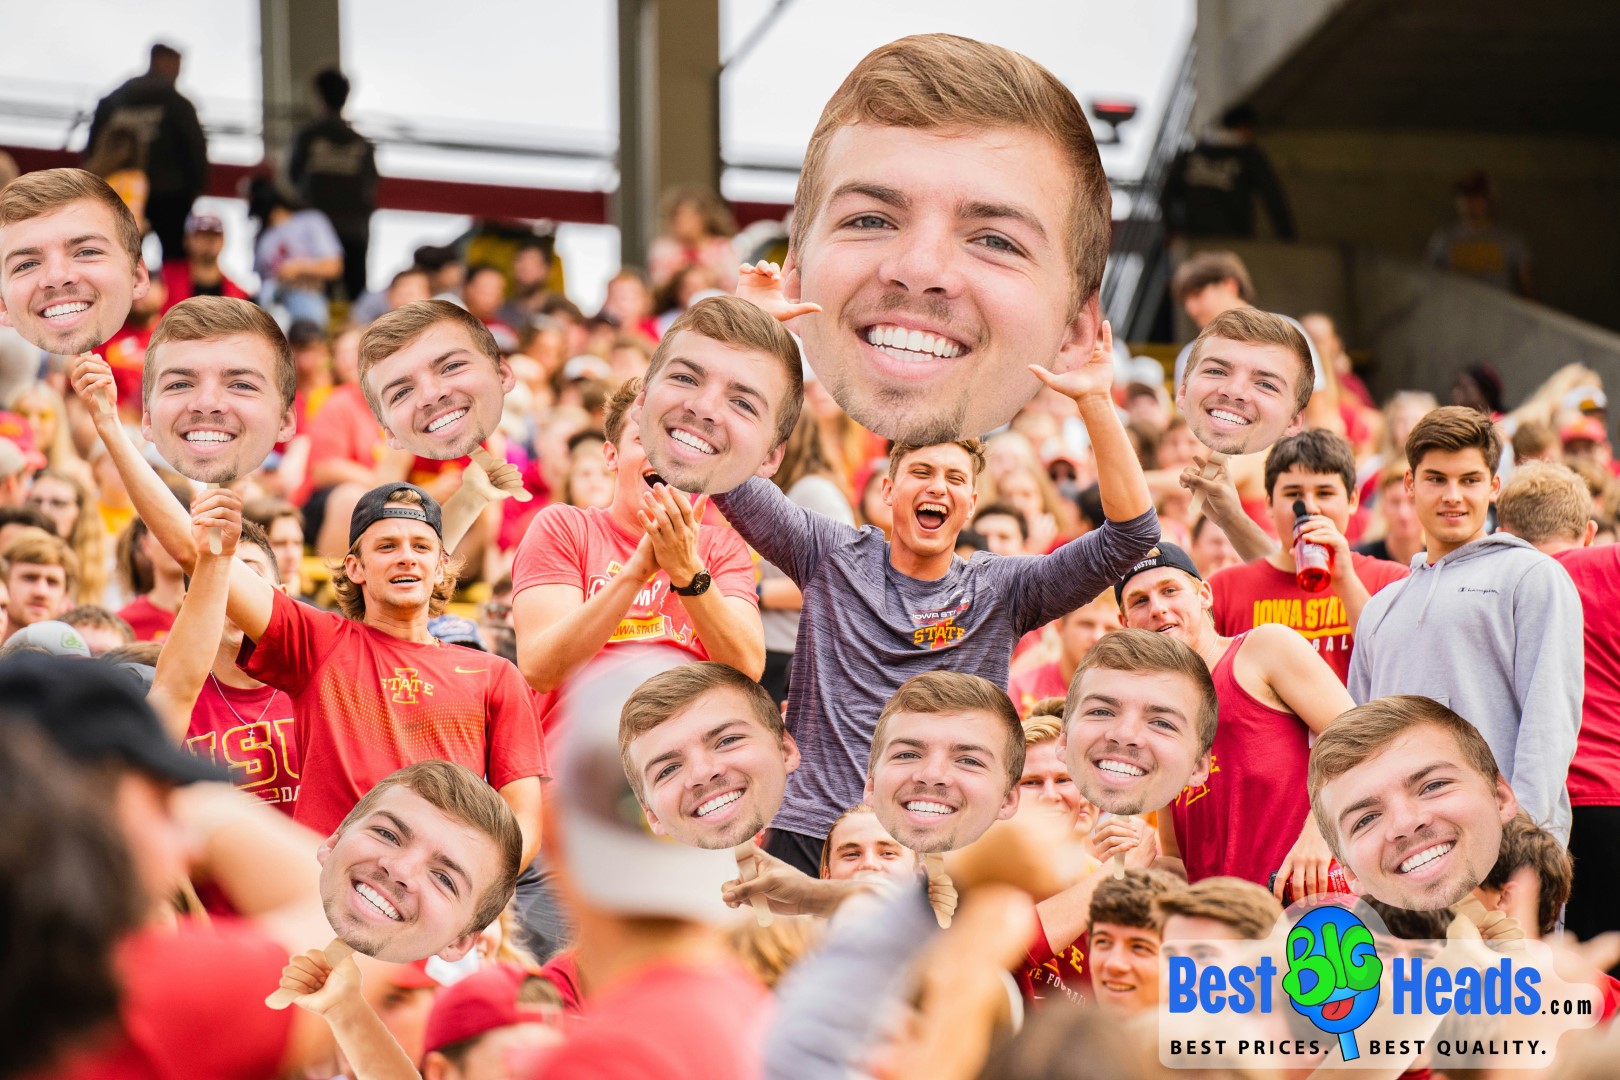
[877,215,964,298]
[854,848,882,874]
[40,249,80,290]
[686,746,725,785]
[681,378,726,423]
[1382,793,1430,842]
[1039,778,1063,804]
[1100,946,1130,975]
[188,377,228,414]
[377,845,425,887]
[913,753,952,787]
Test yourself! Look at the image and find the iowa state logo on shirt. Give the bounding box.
[909,600,971,650]
[381,667,435,704]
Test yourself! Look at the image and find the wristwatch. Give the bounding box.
[672,569,713,596]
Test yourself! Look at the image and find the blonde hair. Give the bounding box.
[724,915,822,990]
[0,168,143,269]
[1496,461,1589,544]
[645,296,805,447]
[1153,877,1283,940]
[144,297,295,412]
[1020,710,1064,744]
[31,470,108,605]
[793,34,1110,317]
[870,670,1025,790]
[357,300,503,422]
[1066,629,1218,756]
[3,531,78,594]
[328,488,461,622]
[1182,307,1315,417]
[617,662,785,803]
[333,761,523,939]
[888,437,987,483]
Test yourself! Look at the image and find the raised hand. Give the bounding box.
[1274,814,1334,902]
[190,487,244,558]
[736,259,821,323]
[466,446,533,504]
[265,940,360,1013]
[1029,318,1115,404]
[68,352,118,422]
[1091,815,1158,871]
[639,484,704,590]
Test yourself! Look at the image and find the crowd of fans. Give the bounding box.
[1,34,1619,1080]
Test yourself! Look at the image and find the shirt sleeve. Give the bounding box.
[1005,508,1162,631]
[511,505,588,597]
[237,588,335,697]
[704,525,760,604]
[486,660,549,787]
[307,211,344,259]
[712,476,860,587]
[1509,559,1584,843]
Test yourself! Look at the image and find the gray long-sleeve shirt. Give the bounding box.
[713,477,1159,838]
[1348,533,1584,843]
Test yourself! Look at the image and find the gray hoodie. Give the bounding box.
[1348,533,1584,843]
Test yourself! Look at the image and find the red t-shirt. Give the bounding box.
[117,595,177,643]
[295,384,381,505]
[95,322,157,410]
[1209,553,1408,685]
[1016,917,1090,1006]
[1009,660,1069,718]
[184,678,300,813]
[159,262,250,309]
[1554,546,1620,806]
[46,919,294,1080]
[238,589,548,837]
[528,959,772,1080]
[511,504,757,731]
[1170,632,1312,886]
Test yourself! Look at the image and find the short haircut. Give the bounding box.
[792,34,1109,319]
[0,168,144,273]
[870,670,1025,791]
[464,262,505,287]
[151,43,181,65]
[617,661,785,803]
[1089,868,1177,934]
[1307,695,1503,861]
[1264,429,1357,502]
[357,300,503,423]
[1021,712,1064,746]
[329,488,460,622]
[887,438,987,483]
[242,497,304,534]
[1495,461,1590,545]
[1377,462,1409,495]
[0,506,56,536]
[819,802,879,878]
[101,640,162,668]
[1154,877,1283,940]
[4,532,78,592]
[236,519,281,584]
[1510,420,1557,461]
[974,502,1029,539]
[61,605,133,646]
[1170,251,1255,305]
[1065,629,1218,757]
[144,297,296,413]
[1404,405,1502,475]
[314,67,351,111]
[332,761,523,940]
[644,296,805,448]
[1480,811,1571,936]
[1183,307,1314,418]
[603,377,643,449]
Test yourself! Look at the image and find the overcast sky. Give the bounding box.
[0,0,1192,308]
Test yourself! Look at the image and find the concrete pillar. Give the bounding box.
[616,0,722,266]
[259,0,342,170]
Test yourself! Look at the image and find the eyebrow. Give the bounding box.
[377,349,464,401]
[957,198,1048,242]
[159,367,269,385]
[5,233,112,262]
[1077,693,1189,725]
[1194,353,1289,386]
[890,736,997,758]
[374,810,472,892]
[667,357,769,412]
[642,720,749,779]
[826,181,909,212]
[1336,762,1450,829]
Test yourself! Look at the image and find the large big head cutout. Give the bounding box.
[1058,628,1217,818]
[1175,307,1312,460]
[0,169,148,355]
[636,295,804,494]
[141,297,297,484]
[317,760,524,963]
[781,34,1112,443]
[357,299,516,460]
[1308,696,1516,912]
[864,670,1023,853]
[619,660,800,849]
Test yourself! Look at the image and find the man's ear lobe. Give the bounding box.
[436,932,480,964]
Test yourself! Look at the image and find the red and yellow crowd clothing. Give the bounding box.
[117,595,176,643]
[185,679,299,813]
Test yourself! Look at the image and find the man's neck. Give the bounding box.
[1388,533,1424,565]
[571,909,727,1000]
[609,489,644,535]
[1188,622,1227,668]
[212,647,263,689]
[362,601,437,644]
[1425,528,1488,564]
[889,539,954,582]
[148,574,185,612]
[1265,547,1296,574]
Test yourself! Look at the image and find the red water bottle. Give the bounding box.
[1292,499,1332,593]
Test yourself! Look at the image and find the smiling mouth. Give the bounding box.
[1099,980,1138,994]
[426,408,468,434]
[904,800,956,817]
[863,324,967,363]
[184,430,236,446]
[354,880,402,921]
[1093,758,1148,780]
[641,467,667,489]
[915,500,948,530]
[1206,407,1252,427]
[669,428,718,456]
[695,789,743,818]
[42,301,91,320]
[389,574,422,585]
[1398,841,1454,875]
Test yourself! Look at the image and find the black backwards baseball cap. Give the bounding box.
[349,482,445,548]
[1113,542,1203,607]
[0,653,226,784]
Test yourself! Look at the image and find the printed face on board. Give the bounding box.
[0,198,147,355]
[363,322,514,460]
[865,707,1019,853]
[1176,337,1306,458]
[142,332,295,484]
[1059,666,1211,816]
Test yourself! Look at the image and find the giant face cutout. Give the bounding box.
[0,193,147,355]
[1059,664,1212,817]
[864,706,1020,853]
[1175,335,1307,459]
[317,776,514,963]
[361,318,515,460]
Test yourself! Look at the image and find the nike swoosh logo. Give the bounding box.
[455,666,487,674]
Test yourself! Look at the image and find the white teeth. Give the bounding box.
[428,408,467,433]
[863,325,964,360]
[390,576,420,584]
[905,800,955,815]
[184,431,233,443]
[1399,842,1453,874]
[670,429,716,455]
[355,882,401,920]
[696,790,742,817]
[43,301,90,319]
[1096,760,1147,777]
[1209,409,1250,425]
[918,502,947,515]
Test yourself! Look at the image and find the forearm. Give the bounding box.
[150,553,233,740]
[681,592,765,679]
[759,576,803,612]
[1219,513,1278,562]
[93,414,199,573]
[321,998,421,1080]
[1035,869,1104,955]
[517,577,644,692]
[498,778,543,867]
[310,457,380,490]
[1336,573,1374,632]
[1078,395,1152,522]
[440,483,487,556]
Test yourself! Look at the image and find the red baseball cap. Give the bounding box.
[423,964,556,1055]
[1561,416,1608,445]
[388,958,441,990]
[0,412,48,471]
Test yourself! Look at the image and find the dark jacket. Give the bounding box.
[86,74,209,198]
[287,115,379,236]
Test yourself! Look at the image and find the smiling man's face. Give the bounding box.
[141,334,295,483]
[1316,723,1515,911]
[1060,665,1211,816]
[626,684,800,849]
[882,443,978,565]
[317,785,505,962]
[1118,566,1210,649]
[0,198,148,355]
[786,123,1096,443]
[865,707,1019,853]
[343,518,446,618]
[364,322,515,460]
[636,331,793,495]
[1176,336,1305,457]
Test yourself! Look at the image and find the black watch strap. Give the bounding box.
[672,569,713,596]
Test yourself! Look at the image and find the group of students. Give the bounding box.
[1,28,1618,1080]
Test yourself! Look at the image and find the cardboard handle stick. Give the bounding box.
[1185,451,1230,520]
[1112,853,1126,880]
[734,843,773,927]
[923,852,953,929]
[469,444,533,503]
[205,483,224,555]
[265,937,356,1010]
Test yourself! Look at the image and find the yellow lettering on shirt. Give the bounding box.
[381,667,434,704]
